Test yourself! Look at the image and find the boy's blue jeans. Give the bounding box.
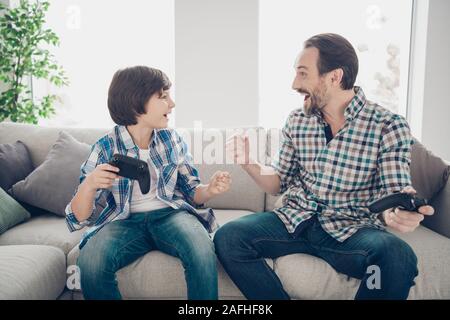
[214,212,418,300]
[77,207,218,300]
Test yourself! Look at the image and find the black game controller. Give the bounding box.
[368,192,428,213]
[108,154,150,194]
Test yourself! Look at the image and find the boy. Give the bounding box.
[65,66,231,300]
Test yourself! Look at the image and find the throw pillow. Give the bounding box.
[0,187,31,235]
[0,141,34,191]
[9,131,91,217]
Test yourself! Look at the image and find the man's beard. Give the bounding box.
[303,84,328,116]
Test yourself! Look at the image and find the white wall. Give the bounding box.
[421,0,450,161]
[174,0,259,128]
[35,0,175,128]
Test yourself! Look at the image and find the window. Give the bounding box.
[258,0,414,129]
[34,0,175,128]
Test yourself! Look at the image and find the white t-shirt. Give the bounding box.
[129,149,170,213]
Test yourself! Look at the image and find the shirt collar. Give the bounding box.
[343,86,366,122]
[311,86,366,123]
[116,125,157,151]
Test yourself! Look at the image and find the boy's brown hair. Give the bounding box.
[108,66,171,125]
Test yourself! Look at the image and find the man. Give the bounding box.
[215,33,434,300]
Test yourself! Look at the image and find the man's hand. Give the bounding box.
[225,133,281,195]
[226,134,252,166]
[207,171,232,196]
[383,186,434,233]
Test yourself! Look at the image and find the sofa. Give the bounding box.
[0,121,449,300]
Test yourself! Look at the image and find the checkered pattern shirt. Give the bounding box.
[272,87,413,242]
[65,125,217,249]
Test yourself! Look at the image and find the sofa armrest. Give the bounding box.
[424,176,450,239]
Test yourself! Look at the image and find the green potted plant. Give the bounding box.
[0,0,68,124]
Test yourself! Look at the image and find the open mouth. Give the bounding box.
[304,94,310,101]
[164,113,170,119]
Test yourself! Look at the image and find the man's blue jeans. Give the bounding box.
[77,207,218,300]
[214,212,418,300]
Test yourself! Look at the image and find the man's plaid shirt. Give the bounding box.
[272,87,413,242]
[65,125,217,249]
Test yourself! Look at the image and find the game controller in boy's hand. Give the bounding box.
[368,192,428,213]
[108,154,150,194]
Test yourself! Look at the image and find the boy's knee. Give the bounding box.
[77,246,117,281]
[190,238,216,261]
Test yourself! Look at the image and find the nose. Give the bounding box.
[292,75,301,91]
[169,97,175,109]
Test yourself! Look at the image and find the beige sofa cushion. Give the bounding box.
[0,214,83,255]
[0,245,66,299]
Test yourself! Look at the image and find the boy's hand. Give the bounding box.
[85,163,120,191]
[383,186,434,233]
[207,171,232,196]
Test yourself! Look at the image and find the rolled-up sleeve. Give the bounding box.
[65,143,105,232]
[271,113,300,195]
[376,114,413,197]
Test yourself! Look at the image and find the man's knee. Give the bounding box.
[214,220,254,260]
[370,234,418,278]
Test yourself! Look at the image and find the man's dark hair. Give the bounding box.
[108,66,171,125]
[304,33,358,90]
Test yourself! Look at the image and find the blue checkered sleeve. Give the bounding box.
[174,132,201,205]
[376,114,413,197]
[65,142,106,232]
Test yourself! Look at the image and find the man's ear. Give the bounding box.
[330,68,344,88]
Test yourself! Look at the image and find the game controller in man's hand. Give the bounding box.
[108,154,150,194]
[368,192,428,213]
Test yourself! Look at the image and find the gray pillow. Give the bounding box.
[0,141,34,191]
[9,131,91,217]
[410,138,450,200]
[0,187,31,234]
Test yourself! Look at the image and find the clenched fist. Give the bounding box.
[207,171,232,196]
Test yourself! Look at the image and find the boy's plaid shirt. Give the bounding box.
[272,87,413,242]
[65,125,217,249]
